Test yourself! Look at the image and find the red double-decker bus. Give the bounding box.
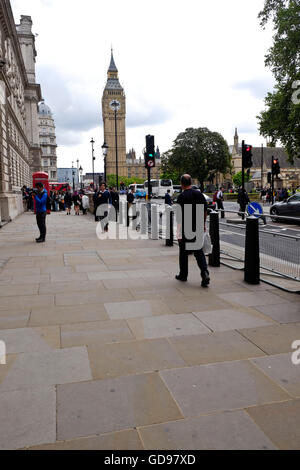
[49,182,71,192]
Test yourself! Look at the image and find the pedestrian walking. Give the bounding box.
[72,192,81,216]
[164,190,173,206]
[175,174,210,288]
[216,187,225,219]
[64,190,72,215]
[237,187,250,219]
[127,186,135,227]
[110,187,119,222]
[81,192,90,215]
[95,183,111,231]
[34,183,48,243]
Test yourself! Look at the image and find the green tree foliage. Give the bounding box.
[257,0,300,162]
[106,175,145,188]
[232,171,252,188]
[161,127,231,190]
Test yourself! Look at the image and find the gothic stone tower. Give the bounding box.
[102,51,127,178]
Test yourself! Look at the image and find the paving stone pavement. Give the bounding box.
[0,211,299,450]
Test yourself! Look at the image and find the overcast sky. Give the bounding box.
[11,0,275,174]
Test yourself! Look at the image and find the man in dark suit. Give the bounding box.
[176,174,210,288]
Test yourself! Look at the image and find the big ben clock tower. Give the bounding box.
[102,50,127,178]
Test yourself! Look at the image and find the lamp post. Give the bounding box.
[79,166,83,190]
[109,100,120,190]
[72,161,75,192]
[102,142,109,183]
[91,138,95,189]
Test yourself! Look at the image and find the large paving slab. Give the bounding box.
[254,302,300,324]
[0,310,30,329]
[0,386,56,450]
[55,289,133,306]
[238,323,300,355]
[104,299,174,320]
[250,353,300,398]
[0,326,60,353]
[217,291,290,308]
[166,296,233,314]
[139,411,276,450]
[0,347,92,392]
[27,429,144,450]
[61,320,134,348]
[168,330,266,366]
[88,338,186,379]
[0,294,54,310]
[193,308,274,332]
[127,314,211,340]
[39,280,104,295]
[246,399,300,450]
[29,305,109,327]
[159,360,289,416]
[57,373,183,441]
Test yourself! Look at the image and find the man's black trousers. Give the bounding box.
[179,241,208,279]
[36,212,47,240]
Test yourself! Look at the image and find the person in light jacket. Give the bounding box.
[81,192,90,215]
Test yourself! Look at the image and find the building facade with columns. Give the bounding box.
[0,4,42,224]
[102,51,161,181]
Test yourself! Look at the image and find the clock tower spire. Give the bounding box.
[102,50,127,179]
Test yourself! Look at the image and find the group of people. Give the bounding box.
[260,187,292,204]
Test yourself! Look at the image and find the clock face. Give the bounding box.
[110,100,121,111]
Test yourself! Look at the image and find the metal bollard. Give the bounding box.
[244,215,260,284]
[165,206,174,247]
[209,211,220,267]
[151,204,159,240]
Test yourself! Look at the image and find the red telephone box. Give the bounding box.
[32,172,51,214]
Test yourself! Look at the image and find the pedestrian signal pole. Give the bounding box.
[145,135,155,201]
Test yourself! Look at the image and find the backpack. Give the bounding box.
[213,191,218,203]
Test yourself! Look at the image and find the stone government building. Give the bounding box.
[102,51,161,181]
[231,129,300,189]
[0,2,43,224]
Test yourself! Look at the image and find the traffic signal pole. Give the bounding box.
[242,140,245,192]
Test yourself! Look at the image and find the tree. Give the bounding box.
[106,174,145,188]
[257,0,300,162]
[233,171,252,188]
[161,127,231,191]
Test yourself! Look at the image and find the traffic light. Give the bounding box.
[145,135,156,169]
[267,172,272,184]
[242,144,253,169]
[272,157,280,176]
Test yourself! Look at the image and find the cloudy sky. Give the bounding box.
[11,0,275,174]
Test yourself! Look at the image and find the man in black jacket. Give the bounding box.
[176,174,210,288]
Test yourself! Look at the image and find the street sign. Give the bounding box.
[147,160,154,168]
[247,202,263,218]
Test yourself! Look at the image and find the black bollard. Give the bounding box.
[166,207,174,247]
[209,211,220,267]
[244,215,260,284]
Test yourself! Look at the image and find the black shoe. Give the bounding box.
[35,237,42,242]
[175,275,187,282]
[36,238,45,243]
[201,271,210,287]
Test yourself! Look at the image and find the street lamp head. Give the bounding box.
[90,138,95,145]
[102,141,109,156]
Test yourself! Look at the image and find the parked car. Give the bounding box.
[270,193,300,222]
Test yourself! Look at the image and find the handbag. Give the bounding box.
[203,232,212,255]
